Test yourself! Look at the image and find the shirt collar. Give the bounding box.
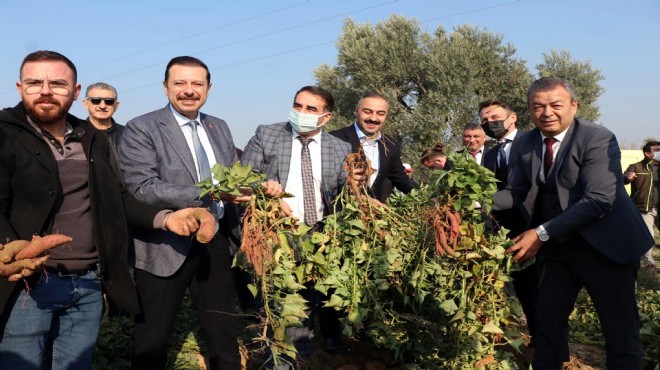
[169,104,201,127]
[354,122,381,143]
[501,129,518,142]
[540,126,569,143]
[292,128,322,142]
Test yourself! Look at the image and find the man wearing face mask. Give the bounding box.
[479,99,537,358]
[241,86,352,359]
[330,92,416,202]
[623,140,660,270]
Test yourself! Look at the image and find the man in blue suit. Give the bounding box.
[494,77,653,369]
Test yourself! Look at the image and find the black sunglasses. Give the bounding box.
[88,97,116,105]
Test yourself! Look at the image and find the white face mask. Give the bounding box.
[288,109,327,133]
[653,152,660,161]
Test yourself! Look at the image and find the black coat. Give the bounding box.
[330,125,416,202]
[0,103,162,315]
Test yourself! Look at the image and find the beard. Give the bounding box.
[24,96,73,126]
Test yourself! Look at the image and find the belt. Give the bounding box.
[45,265,99,277]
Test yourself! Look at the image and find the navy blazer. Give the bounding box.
[493,118,654,263]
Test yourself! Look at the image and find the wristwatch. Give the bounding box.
[534,226,550,242]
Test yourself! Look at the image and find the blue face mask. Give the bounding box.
[288,109,327,133]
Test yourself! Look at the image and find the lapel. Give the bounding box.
[320,130,336,195]
[550,122,576,177]
[198,114,223,164]
[157,106,197,182]
[277,123,294,188]
[530,130,543,179]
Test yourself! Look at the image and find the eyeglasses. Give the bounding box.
[21,79,71,96]
[87,97,116,105]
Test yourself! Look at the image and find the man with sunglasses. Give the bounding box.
[83,82,122,147]
[0,50,217,369]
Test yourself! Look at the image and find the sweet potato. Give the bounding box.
[0,240,28,263]
[0,255,49,280]
[193,208,216,244]
[15,234,73,260]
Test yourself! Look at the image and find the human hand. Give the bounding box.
[0,235,72,281]
[506,229,544,263]
[625,171,637,181]
[165,207,216,243]
[261,180,285,198]
[280,200,293,217]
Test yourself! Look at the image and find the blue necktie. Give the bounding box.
[189,120,222,218]
[498,139,511,173]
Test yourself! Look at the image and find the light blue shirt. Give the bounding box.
[354,122,380,186]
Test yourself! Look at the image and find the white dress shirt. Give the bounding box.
[354,122,381,186]
[285,130,324,224]
[540,127,569,183]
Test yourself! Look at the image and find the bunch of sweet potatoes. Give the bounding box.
[0,235,72,281]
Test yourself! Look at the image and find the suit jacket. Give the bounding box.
[330,125,415,202]
[483,130,526,237]
[119,106,240,277]
[241,122,351,213]
[493,118,654,264]
[0,103,161,314]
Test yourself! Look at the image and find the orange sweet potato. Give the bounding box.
[15,234,73,260]
[193,208,216,244]
[0,240,29,263]
[0,255,49,281]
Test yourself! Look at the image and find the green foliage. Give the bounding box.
[225,154,525,368]
[314,15,606,166]
[536,49,605,122]
[315,15,534,163]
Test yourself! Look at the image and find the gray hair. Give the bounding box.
[527,77,577,103]
[85,82,118,99]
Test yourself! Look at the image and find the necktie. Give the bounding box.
[189,120,222,218]
[498,139,511,172]
[470,150,479,160]
[298,137,317,226]
[543,137,557,177]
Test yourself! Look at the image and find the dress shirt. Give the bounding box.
[169,105,224,218]
[354,122,381,186]
[474,146,485,164]
[498,129,518,166]
[285,130,324,223]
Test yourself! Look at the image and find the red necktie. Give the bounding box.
[470,150,479,160]
[543,137,557,176]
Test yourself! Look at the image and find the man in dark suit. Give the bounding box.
[494,77,653,369]
[479,100,537,351]
[330,92,415,202]
[120,56,281,370]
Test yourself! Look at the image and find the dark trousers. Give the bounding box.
[131,235,240,370]
[532,238,642,370]
[511,263,539,346]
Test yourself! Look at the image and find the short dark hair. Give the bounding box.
[294,86,335,112]
[165,56,210,84]
[478,99,512,114]
[463,121,484,132]
[527,77,577,104]
[642,141,660,153]
[20,50,77,83]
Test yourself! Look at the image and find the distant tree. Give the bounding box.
[314,15,533,162]
[535,49,605,122]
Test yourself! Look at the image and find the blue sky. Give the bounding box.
[1,0,658,149]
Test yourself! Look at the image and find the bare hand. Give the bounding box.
[261,180,285,198]
[625,171,637,181]
[280,200,293,217]
[506,229,544,263]
[165,207,215,236]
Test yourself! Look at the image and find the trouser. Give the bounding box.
[641,209,657,266]
[131,235,240,370]
[533,238,642,370]
[0,269,103,370]
[511,262,539,346]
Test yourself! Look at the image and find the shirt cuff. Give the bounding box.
[154,210,173,230]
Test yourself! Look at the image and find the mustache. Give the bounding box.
[34,97,61,105]
[364,119,381,125]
